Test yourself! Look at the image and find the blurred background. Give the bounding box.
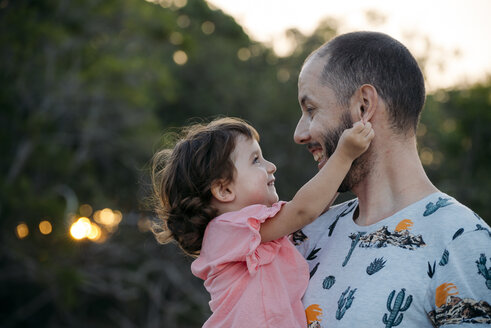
[1,0,490,327]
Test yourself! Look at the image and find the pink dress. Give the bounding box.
[191,201,309,328]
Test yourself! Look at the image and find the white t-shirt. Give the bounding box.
[295,192,491,327]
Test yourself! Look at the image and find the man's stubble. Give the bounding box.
[322,111,372,192]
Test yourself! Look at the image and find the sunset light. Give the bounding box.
[208,0,491,90]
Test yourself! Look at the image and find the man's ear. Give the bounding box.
[211,179,235,203]
[355,84,378,123]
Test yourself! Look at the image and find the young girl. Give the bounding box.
[152,117,373,327]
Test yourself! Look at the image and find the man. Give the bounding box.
[294,31,491,327]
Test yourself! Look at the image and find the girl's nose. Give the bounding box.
[267,160,276,174]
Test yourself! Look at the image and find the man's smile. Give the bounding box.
[307,143,327,169]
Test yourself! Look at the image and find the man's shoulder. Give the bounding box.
[422,192,484,226]
[419,192,489,246]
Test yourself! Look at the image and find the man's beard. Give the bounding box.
[322,112,371,192]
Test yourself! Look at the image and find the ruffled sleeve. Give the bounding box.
[191,201,287,279]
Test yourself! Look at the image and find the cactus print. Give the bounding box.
[342,232,365,267]
[476,224,491,237]
[328,200,357,237]
[476,254,491,290]
[423,197,453,216]
[322,276,335,289]
[307,247,321,260]
[427,261,436,278]
[310,262,319,279]
[382,288,413,328]
[336,287,356,320]
[439,249,449,266]
[296,193,491,327]
[452,228,464,240]
[366,257,386,275]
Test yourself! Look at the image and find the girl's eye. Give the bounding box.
[253,156,260,164]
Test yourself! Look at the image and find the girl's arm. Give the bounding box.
[259,121,373,242]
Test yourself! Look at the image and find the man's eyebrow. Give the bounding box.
[300,95,310,106]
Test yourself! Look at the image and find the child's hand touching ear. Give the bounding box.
[336,121,374,161]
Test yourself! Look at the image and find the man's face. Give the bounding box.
[294,57,370,192]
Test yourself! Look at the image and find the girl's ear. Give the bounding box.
[211,179,235,203]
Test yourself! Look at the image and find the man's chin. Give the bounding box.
[338,156,371,193]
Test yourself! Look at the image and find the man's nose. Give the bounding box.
[294,116,311,144]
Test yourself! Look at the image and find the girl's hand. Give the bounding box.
[336,121,374,161]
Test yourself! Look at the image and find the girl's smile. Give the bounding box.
[229,135,278,208]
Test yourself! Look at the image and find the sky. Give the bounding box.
[207,0,491,90]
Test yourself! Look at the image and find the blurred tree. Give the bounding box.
[419,79,491,221]
[0,0,489,327]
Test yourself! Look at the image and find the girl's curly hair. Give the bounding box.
[151,117,259,257]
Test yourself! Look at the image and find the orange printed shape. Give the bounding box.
[305,304,323,324]
[395,219,414,232]
[435,283,458,307]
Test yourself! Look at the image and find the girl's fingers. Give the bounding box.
[362,125,373,137]
[352,121,364,132]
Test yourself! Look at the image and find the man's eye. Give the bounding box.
[306,107,315,116]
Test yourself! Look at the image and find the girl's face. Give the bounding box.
[229,135,278,208]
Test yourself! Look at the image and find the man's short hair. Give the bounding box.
[313,31,426,134]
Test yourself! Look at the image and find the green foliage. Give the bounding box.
[1,0,490,326]
[420,79,491,223]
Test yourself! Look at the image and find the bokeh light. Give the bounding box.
[79,204,93,217]
[173,0,187,8]
[237,48,251,61]
[39,220,53,235]
[93,208,123,234]
[156,0,172,8]
[113,210,123,224]
[420,148,434,166]
[87,223,102,241]
[443,119,456,133]
[177,15,190,28]
[173,50,188,65]
[201,21,215,35]
[70,208,121,242]
[16,223,29,239]
[70,217,92,240]
[100,208,115,225]
[416,123,427,137]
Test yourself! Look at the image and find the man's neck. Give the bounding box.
[351,138,439,226]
